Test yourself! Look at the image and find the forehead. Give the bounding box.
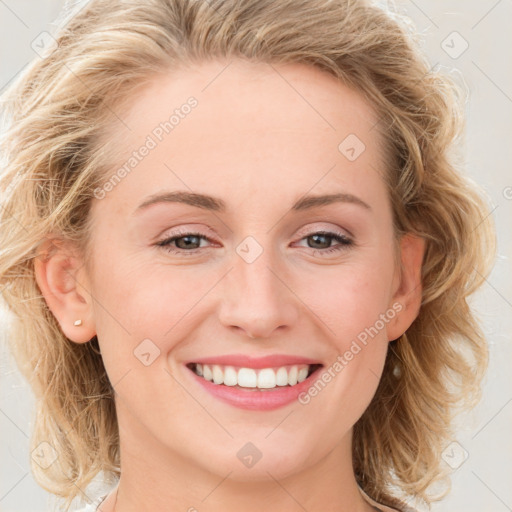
[96,59,387,213]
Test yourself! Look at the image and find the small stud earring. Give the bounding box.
[73,319,83,326]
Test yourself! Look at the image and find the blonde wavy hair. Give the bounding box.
[0,0,496,510]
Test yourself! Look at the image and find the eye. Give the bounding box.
[155,231,212,255]
[294,230,354,255]
[155,229,353,256]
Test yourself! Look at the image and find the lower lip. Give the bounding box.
[185,365,323,411]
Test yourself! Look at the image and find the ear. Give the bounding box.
[33,236,96,343]
[386,233,425,342]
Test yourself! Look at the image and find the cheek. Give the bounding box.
[299,258,394,404]
[89,253,217,372]
[303,257,395,344]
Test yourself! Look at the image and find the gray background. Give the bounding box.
[1,1,511,511]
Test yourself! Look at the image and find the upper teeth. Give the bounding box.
[194,363,312,389]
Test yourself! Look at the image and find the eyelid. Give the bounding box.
[155,223,218,241]
[295,222,353,240]
[158,223,352,243]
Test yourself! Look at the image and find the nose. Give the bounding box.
[217,243,300,340]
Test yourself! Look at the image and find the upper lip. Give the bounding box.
[185,354,323,369]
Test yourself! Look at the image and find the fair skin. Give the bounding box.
[35,59,424,512]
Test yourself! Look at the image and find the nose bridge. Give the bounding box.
[218,235,299,338]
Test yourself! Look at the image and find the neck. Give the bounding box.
[102,403,374,512]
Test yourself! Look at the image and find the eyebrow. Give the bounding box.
[135,190,371,213]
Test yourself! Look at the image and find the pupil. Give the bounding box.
[310,234,330,249]
[177,235,199,249]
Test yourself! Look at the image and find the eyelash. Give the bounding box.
[155,229,354,256]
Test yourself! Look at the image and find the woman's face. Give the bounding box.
[54,60,422,483]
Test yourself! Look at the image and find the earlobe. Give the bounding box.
[386,233,426,342]
[33,236,96,343]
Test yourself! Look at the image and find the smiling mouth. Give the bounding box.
[186,362,323,390]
